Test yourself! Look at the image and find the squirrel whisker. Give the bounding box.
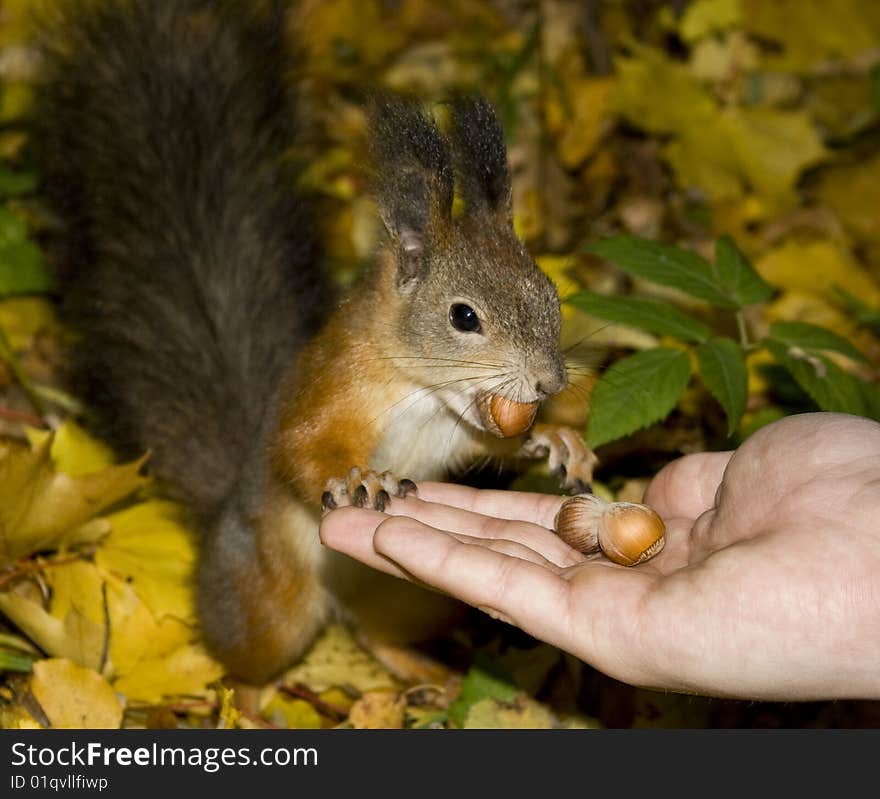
[364,355,506,370]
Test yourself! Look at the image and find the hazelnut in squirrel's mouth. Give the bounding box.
[477,392,539,438]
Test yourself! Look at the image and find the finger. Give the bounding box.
[373,515,677,683]
[371,515,585,644]
[644,516,698,571]
[383,495,583,568]
[449,531,568,570]
[643,451,733,521]
[406,482,566,529]
[321,506,572,582]
[373,516,725,692]
[319,507,413,579]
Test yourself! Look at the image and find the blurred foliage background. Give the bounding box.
[0,0,878,729]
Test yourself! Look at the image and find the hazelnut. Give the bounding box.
[477,393,539,438]
[554,493,666,566]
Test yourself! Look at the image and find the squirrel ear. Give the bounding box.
[449,96,512,224]
[368,93,453,289]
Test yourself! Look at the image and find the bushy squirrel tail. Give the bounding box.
[33,0,331,525]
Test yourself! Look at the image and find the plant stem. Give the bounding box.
[736,310,750,350]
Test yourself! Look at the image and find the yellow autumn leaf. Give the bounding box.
[0,554,203,699]
[0,298,56,351]
[0,577,105,672]
[112,643,224,705]
[535,255,580,305]
[807,74,876,140]
[756,239,880,306]
[0,703,42,729]
[281,624,397,694]
[545,77,616,169]
[217,684,241,729]
[0,0,39,49]
[101,574,196,684]
[742,0,880,73]
[462,695,557,729]
[814,152,880,261]
[347,689,406,729]
[295,0,405,74]
[27,419,116,476]
[97,500,196,623]
[262,694,324,729]
[679,0,742,42]
[512,187,543,243]
[31,658,123,729]
[664,106,826,210]
[689,32,759,84]
[725,107,826,206]
[615,46,826,211]
[663,131,741,204]
[45,559,196,688]
[0,436,147,566]
[44,560,109,672]
[614,46,715,134]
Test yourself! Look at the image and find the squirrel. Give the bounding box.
[32,0,599,683]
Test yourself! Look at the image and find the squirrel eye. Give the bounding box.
[449,303,481,333]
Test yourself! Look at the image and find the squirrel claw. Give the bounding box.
[567,479,592,496]
[322,468,416,512]
[352,484,369,508]
[397,478,418,498]
[375,489,391,512]
[523,424,599,495]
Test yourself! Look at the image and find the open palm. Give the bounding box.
[320,412,880,700]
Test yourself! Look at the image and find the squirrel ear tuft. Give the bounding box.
[367,93,453,288]
[449,96,512,223]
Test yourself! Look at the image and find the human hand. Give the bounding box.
[319,412,880,701]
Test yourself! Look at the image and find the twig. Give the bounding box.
[0,405,48,428]
[98,581,111,675]
[239,709,281,729]
[278,682,350,721]
[0,548,95,590]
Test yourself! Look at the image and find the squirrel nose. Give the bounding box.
[534,367,568,399]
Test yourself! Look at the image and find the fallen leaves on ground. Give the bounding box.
[2,0,880,730]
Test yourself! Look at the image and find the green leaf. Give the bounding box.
[587,235,737,309]
[448,658,518,729]
[765,339,868,416]
[831,287,880,334]
[0,241,51,296]
[586,347,692,449]
[566,289,711,343]
[768,321,868,364]
[0,631,40,655]
[0,167,38,199]
[713,235,774,307]
[696,336,748,436]
[0,649,34,674]
[0,206,28,244]
[0,208,51,296]
[856,380,880,422]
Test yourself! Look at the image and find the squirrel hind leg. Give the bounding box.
[196,491,330,684]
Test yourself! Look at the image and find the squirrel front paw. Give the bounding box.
[321,467,418,512]
[522,424,599,495]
